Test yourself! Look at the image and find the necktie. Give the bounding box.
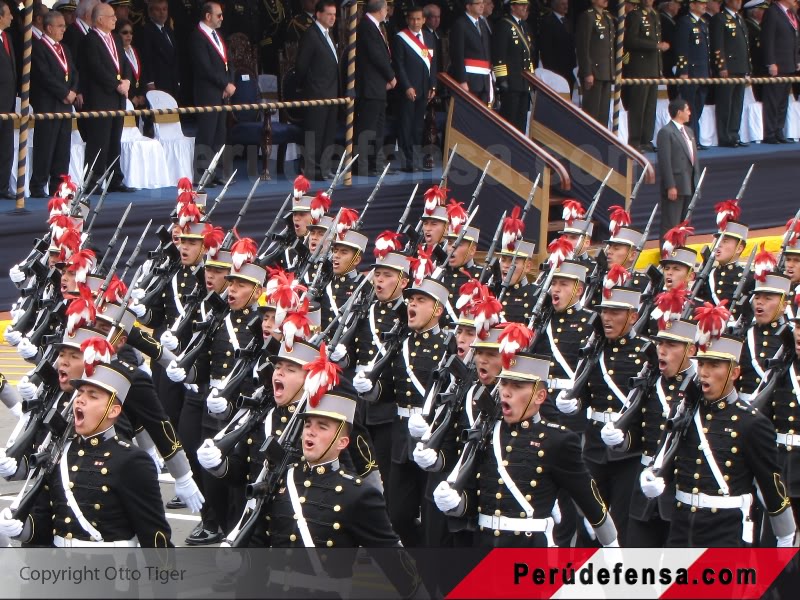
[212,30,220,46]
[789,9,798,29]
[475,19,481,37]
[162,26,173,46]
[417,33,422,43]
[1,32,9,57]
[54,41,65,59]
[680,126,694,165]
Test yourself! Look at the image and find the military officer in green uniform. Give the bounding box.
[492,0,534,132]
[576,0,616,127]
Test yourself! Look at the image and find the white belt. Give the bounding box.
[641,454,654,467]
[777,432,800,447]
[590,410,620,424]
[547,378,573,391]
[209,378,225,390]
[54,535,137,548]
[477,513,555,545]
[397,406,424,418]
[675,489,751,510]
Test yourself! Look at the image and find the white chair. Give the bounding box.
[653,86,671,147]
[740,86,763,144]
[785,93,800,141]
[698,104,718,147]
[534,68,572,102]
[10,97,33,196]
[120,99,171,189]
[69,107,86,184]
[145,90,194,183]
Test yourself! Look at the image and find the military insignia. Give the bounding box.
[91,438,99,446]
[530,441,540,447]
[94,461,104,466]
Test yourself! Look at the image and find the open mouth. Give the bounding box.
[303,439,314,451]
[477,367,489,380]
[456,345,466,357]
[500,401,512,416]
[665,277,673,288]
[658,359,667,371]
[700,380,711,393]
[74,406,85,427]
[408,308,417,321]
[227,296,237,306]
[58,369,70,385]
[552,294,561,305]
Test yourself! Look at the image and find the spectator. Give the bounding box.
[492,0,533,132]
[710,0,750,147]
[674,0,710,142]
[449,0,493,105]
[109,0,130,22]
[31,1,47,40]
[139,0,181,100]
[30,9,79,198]
[53,0,77,29]
[285,0,315,44]
[191,1,235,185]
[0,0,16,199]
[659,0,681,100]
[760,0,800,144]
[116,18,147,108]
[423,3,444,74]
[63,0,98,63]
[576,0,615,127]
[539,0,577,94]
[355,0,397,177]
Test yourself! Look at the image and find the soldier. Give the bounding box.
[319,229,370,331]
[644,245,699,337]
[781,231,800,319]
[433,353,621,547]
[497,240,536,324]
[710,0,751,147]
[659,0,681,100]
[438,220,482,324]
[285,0,315,44]
[623,0,669,152]
[418,187,449,255]
[744,0,768,103]
[576,0,615,127]
[492,0,533,131]
[698,219,751,312]
[584,221,648,310]
[0,354,173,548]
[640,335,796,547]
[674,0,711,141]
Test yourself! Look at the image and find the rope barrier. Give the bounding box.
[617,75,800,86]
[0,98,352,122]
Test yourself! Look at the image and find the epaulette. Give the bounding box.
[118,360,136,372]
[546,422,566,430]
[114,436,131,448]
[338,470,362,486]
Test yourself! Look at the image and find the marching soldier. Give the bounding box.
[781,233,800,319]
[438,220,482,324]
[584,221,648,310]
[319,229,370,331]
[644,245,699,337]
[497,240,536,324]
[492,0,533,131]
[698,219,749,307]
[576,0,616,127]
[640,335,796,547]
[417,187,449,257]
[674,0,711,140]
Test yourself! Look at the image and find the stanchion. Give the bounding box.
[345,0,358,186]
[11,0,33,214]
[611,2,625,136]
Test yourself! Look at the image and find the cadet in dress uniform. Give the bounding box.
[557,288,649,544]
[710,0,751,147]
[560,216,597,271]
[584,226,648,310]
[697,220,749,307]
[781,235,800,320]
[433,353,621,548]
[438,224,482,325]
[492,0,533,132]
[640,335,796,547]
[623,0,668,152]
[0,359,173,548]
[320,229,370,331]
[644,246,699,338]
[674,0,711,139]
[576,0,615,127]
[617,319,698,547]
[353,278,454,547]
[496,240,536,324]
[418,197,449,257]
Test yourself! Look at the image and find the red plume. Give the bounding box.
[49,214,78,242]
[693,300,731,351]
[456,278,483,312]
[497,322,534,369]
[547,235,575,268]
[336,208,360,239]
[786,217,800,246]
[652,282,689,329]
[202,224,225,260]
[603,264,631,298]
[65,249,97,283]
[608,205,631,238]
[65,286,97,334]
[55,227,82,261]
[176,190,195,207]
[267,271,307,326]
[281,298,312,349]
[303,342,342,407]
[502,206,525,252]
[103,276,128,305]
[48,196,69,218]
[80,337,116,377]
[293,174,311,200]
[446,199,468,234]
[662,221,695,258]
[472,285,503,339]
[311,191,331,224]
[178,201,201,228]
[714,199,740,231]
[423,185,448,215]
[561,199,584,227]
[373,230,403,259]
[409,245,434,286]
[754,242,777,283]
[55,174,77,199]
[177,177,194,193]
[230,233,258,271]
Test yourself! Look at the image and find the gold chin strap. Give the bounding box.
[389,274,407,301]
[769,294,786,323]
[90,391,117,435]
[421,300,441,331]
[317,420,345,462]
[344,250,362,275]
[624,246,635,268]
[707,361,736,402]
[565,280,580,309]
[108,326,125,348]
[244,284,261,309]
[518,381,541,423]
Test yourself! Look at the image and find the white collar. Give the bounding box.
[366,12,382,29]
[315,19,330,35]
[199,22,218,39]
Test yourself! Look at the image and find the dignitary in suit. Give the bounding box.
[393,6,437,172]
[492,0,533,132]
[576,0,615,127]
[116,20,147,108]
[295,0,340,181]
[657,98,701,240]
[0,1,16,199]
[139,0,180,100]
[674,0,711,140]
[710,0,750,147]
[63,0,97,64]
[30,10,79,199]
[449,0,493,105]
[79,2,135,192]
[539,0,577,94]
[424,3,444,74]
[659,0,681,100]
[355,0,397,177]
[191,1,235,185]
[745,0,768,103]
[760,0,800,144]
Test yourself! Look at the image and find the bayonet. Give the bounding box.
[396,184,418,234]
[197,145,226,192]
[684,167,706,223]
[440,144,458,188]
[735,163,755,201]
[97,203,132,272]
[222,178,258,249]
[84,176,110,233]
[355,163,390,230]
[326,153,358,196]
[95,237,128,305]
[119,220,152,283]
[203,169,237,222]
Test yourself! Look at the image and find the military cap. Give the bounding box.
[559,219,595,238]
[695,335,742,363]
[71,363,133,404]
[471,325,504,349]
[655,319,697,344]
[661,246,698,269]
[499,352,550,383]
[445,225,480,244]
[714,221,748,242]
[605,227,641,247]
[206,249,233,270]
[301,389,357,425]
[372,252,411,275]
[333,230,368,253]
[226,262,267,286]
[552,260,588,283]
[96,301,136,334]
[599,288,641,310]
[754,273,792,296]
[498,240,536,259]
[403,277,450,306]
[269,339,321,366]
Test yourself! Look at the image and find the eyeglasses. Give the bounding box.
[120,30,132,34]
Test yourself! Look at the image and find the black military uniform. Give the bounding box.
[623,1,664,152]
[576,3,615,126]
[321,270,366,330]
[675,8,711,138]
[492,3,534,132]
[660,3,678,100]
[499,277,536,324]
[745,6,765,102]
[737,314,787,401]
[710,2,750,147]
[284,9,314,44]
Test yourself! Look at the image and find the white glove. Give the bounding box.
[353,371,374,394]
[551,500,562,524]
[129,300,146,318]
[0,451,18,479]
[10,308,24,323]
[601,422,625,447]
[130,287,146,301]
[17,338,38,360]
[640,467,665,499]
[4,329,22,347]
[329,343,347,362]
[412,442,438,469]
[184,383,199,393]
[9,264,26,284]
[197,439,223,470]
[433,480,462,513]
[160,330,179,351]
[9,403,23,419]
[0,507,23,538]
[777,533,796,548]
[138,362,152,377]
[555,390,579,415]
[146,446,164,474]
[166,361,186,383]
[17,377,38,402]
[174,473,205,513]
[407,413,429,439]
[206,389,229,414]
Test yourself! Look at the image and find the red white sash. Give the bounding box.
[464,58,491,75]
[95,29,120,76]
[397,29,431,71]
[44,37,69,79]
[125,47,140,85]
[198,25,228,71]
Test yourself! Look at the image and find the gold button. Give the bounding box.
[304,480,311,488]
[333,523,341,530]
[334,505,341,512]
[71,465,78,472]
[78,450,85,457]
[290,534,297,542]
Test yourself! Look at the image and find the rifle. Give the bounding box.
[523,264,558,347]
[134,225,181,295]
[477,211,506,284]
[735,163,755,202]
[174,291,229,371]
[167,265,207,340]
[213,315,273,405]
[778,207,800,272]
[96,203,132,273]
[203,169,237,223]
[196,145,226,193]
[682,242,721,319]
[361,309,410,393]
[469,161,492,208]
[323,274,375,349]
[519,172,541,226]
[751,323,796,412]
[629,264,665,337]
[325,153,358,197]
[440,144,458,188]
[297,210,342,291]
[84,176,110,235]
[610,342,659,434]
[396,184,418,235]
[94,236,129,306]
[73,150,100,205]
[119,220,152,284]
[652,375,703,478]
[419,331,457,418]
[354,164,390,231]
[434,206,479,279]
[727,244,758,335]
[629,166,648,206]
[422,356,476,455]
[256,191,294,259]
[683,167,706,223]
[212,387,275,460]
[558,314,606,403]
[76,157,119,209]
[448,386,500,494]
[222,179,258,250]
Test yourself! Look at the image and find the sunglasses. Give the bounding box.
[120,30,133,34]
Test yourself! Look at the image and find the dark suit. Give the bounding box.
[448,13,493,104]
[79,28,132,187]
[623,7,663,150]
[190,25,234,181]
[355,14,395,174]
[295,21,340,179]
[492,15,533,131]
[576,7,615,127]
[139,21,181,100]
[539,11,577,93]
[746,16,765,102]
[657,120,700,240]
[62,19,89,66]
[31,37,79,194]
[393,28,437,170]
[710,8,750,145]
[674,13,710,138]
[660,10,678,100]
[424,25,443,76]
[761,4,800,142]
[0,28,16,195]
